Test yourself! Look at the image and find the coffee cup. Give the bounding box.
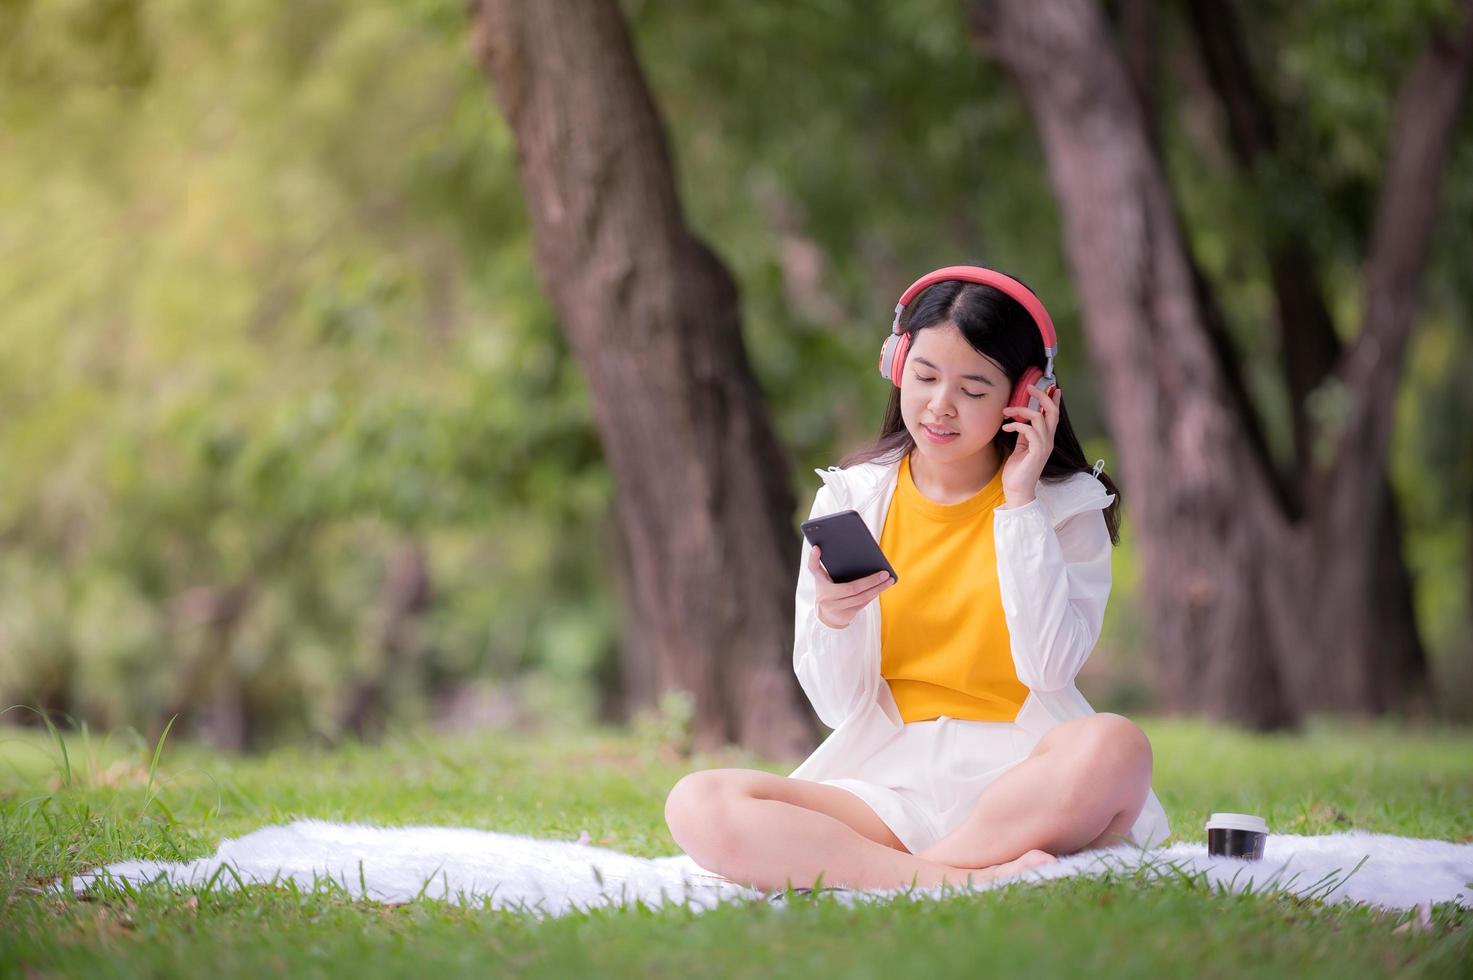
[1204,812,1268,860]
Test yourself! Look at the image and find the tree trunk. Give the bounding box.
[341,540,434,740]
[469,0,815,757]
[166,582,253,751]
[1183,0,1429,699]
[1113,0,1157,146]
[599,502,650,726]
[971,0,1471,726]
[1298,4,1473,713]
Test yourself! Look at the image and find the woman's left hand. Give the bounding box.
[1000,383,1061,507]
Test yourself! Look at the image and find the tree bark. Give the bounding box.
[971,0,1471,725]
[1113,0,1158,146]
[1183,0,1430,705]
[1115,0,1295,517]
[1182,0,1339,495]
[1300,4,1473,712]
[166,582,253,751]
[468,0,815,757]
[341,541,434,740]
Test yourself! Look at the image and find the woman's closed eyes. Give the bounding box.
[914,374,985,398]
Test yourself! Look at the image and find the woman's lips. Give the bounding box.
[922,423,959,443]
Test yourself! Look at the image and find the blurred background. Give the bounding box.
[2,0,1469,756]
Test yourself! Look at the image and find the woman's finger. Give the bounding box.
[1018,391,1060,443]
[1017,416,1052,452]
[1027,384,1060,419]
[1003,405,1043,425]
[812,553,889,599]
[809,545,833,583]
[833,569,893,599]
[835,569,892,600]
[832,576,893,609]
[1037,384,1062,433]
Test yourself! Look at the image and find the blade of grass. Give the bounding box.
[145,714,179,799]
[138,715,181,822]
[2,703,74,787]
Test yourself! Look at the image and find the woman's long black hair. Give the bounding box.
[839,277,1123,545]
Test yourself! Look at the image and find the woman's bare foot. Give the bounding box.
[923,848,1059,889]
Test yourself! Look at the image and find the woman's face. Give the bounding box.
[899,321,1012,462]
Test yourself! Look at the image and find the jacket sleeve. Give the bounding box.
[793,482,873,729]
[993,491,1115,693]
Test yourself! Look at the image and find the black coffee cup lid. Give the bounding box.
[1204,812,1268,834]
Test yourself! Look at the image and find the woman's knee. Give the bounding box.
[1045,713,1151,766]
[663,769,750,855]
[1086,714,1152,769]
[1073,715,1153,801]
[1038,715,1151,807]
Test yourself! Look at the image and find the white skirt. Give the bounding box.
[811,714,1039,855]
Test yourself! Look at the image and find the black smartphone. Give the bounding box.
[800,510,899,585]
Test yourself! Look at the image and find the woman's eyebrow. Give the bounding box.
[912,356,996,385]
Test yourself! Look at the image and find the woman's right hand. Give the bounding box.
[809,546,896,629]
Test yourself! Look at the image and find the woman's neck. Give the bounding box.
[907,444,1003,505]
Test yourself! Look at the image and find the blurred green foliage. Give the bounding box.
[0,0,1468,745]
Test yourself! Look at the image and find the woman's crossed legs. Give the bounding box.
[663,713,1152,891]
[663,765,1051,891]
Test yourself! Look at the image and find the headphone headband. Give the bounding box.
[892,265,1058,357]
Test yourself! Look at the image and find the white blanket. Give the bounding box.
[59,819,1472,918]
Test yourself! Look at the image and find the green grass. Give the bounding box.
[2,712,1471,978]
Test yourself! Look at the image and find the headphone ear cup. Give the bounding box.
[1010,366,1045,410]
[891,333,910,388]
[879,332,910,387]
[878,335,897,381]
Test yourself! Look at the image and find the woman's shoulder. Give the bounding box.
[811,456,900,496]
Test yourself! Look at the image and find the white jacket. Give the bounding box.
[787,454,1171,849]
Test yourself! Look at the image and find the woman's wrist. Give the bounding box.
[1001,489,1037,510]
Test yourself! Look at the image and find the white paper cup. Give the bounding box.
[1205,812,1268,860]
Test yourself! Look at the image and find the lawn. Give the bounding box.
[2,713,1470,977]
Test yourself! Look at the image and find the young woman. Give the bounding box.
[664,266,1170,892]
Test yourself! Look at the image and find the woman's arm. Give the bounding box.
[792,483,875,728]
[993,492,1114,692]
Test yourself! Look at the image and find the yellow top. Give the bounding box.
[877,451,1031,723]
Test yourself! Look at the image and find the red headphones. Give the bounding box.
[877,265,1058,412]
